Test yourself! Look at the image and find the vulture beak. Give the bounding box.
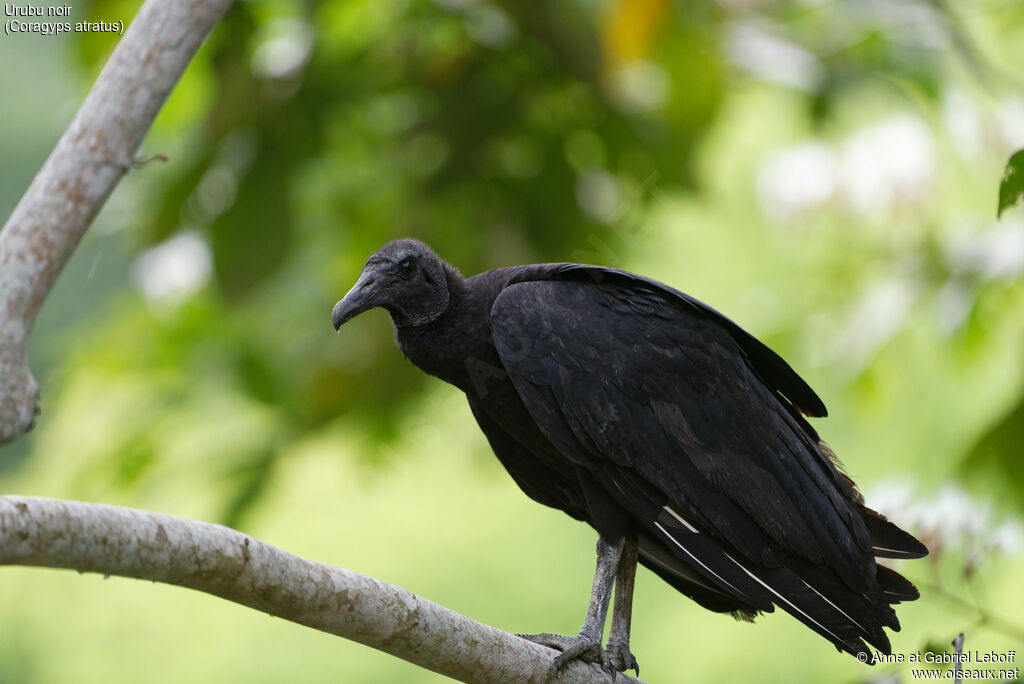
[332,269,380,331]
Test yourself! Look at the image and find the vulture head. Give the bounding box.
[332,239,450,330]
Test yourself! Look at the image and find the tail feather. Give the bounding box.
[649,514,877,657]
[638,531,761,617]
[606,465,924,661]
[643,497,884,655]
[859,505,929,559]
[724,553,883,657]
[606,466,921,659]
[785,556,897,651]
[875,563,920,603]
[652,511,775,611]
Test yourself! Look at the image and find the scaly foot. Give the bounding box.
[517,632,606,674]
[604,638,639,675]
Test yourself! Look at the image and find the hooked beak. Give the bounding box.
[332,269,380,331]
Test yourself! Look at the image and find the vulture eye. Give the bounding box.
[398,257,416,277]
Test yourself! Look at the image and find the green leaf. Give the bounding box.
[997,149,1024,218]
[961,388,1024,511]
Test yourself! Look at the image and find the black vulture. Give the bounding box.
[332,239,927,674]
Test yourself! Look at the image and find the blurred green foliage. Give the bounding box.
[3,0,1024,682]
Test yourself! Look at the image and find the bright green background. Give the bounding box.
[2,1,1023,682]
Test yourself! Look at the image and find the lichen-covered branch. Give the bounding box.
[0,0,236,443]
[0,496,641,684]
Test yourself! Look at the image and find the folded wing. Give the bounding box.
[489,273,925,657]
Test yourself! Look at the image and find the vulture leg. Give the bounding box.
[518,536,625,673]
[605,533,640,674]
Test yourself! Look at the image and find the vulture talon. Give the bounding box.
[604,641,639,675]
[519,633,603,672]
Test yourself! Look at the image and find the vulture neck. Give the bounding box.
[394,263,505,396]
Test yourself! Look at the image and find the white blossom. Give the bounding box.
[132,232,213,308]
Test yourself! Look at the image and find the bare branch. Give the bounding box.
[0,496,641,683]
[0,0,235,443]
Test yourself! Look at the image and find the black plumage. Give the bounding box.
[332,239,927,674]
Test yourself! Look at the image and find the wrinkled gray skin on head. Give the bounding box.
[332,239,451,330]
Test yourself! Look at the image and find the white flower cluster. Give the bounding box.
[132,232,213,309]
[868,480,1023,571]
[757,115,937,221]
[755,92,1024,222]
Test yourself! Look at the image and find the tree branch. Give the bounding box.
[0,0,235,443]
[0,495,641,683]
